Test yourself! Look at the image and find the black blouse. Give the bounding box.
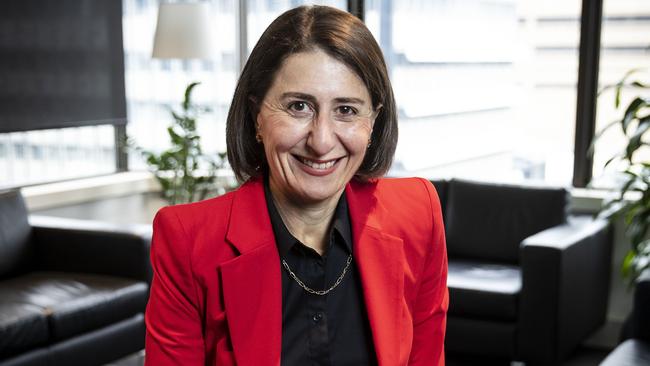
[264,181,377,366]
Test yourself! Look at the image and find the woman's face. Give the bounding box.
[257,49,377,206]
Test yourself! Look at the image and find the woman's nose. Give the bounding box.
[306,113,337,156]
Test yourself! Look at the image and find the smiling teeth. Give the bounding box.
[300,157,336,170]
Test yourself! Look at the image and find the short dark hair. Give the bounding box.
[226,5,398,182]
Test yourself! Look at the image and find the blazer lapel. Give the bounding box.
[220,179,282,366]
[347,181,405,366]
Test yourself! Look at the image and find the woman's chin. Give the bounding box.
[289,183,346,205]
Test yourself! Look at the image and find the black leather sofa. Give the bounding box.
[600,269,650,365]
[0,190,152,366]
[431,179,613,364]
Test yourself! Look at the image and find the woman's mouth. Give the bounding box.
[294,155,342,175]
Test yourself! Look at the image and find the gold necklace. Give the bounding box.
[281,254,352,296]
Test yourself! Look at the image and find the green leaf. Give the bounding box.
[146,154,160,166]
[615,82,624,108]
[186,119,197,131]
[601,79,649,98]
[171,111,184,123]
[622,97,648,133]
[623,68,646,79]
[183,82,201,111]
[603,155,621,168]
[167,126,185,146]
[626,119,650,160]
[614,68,648,108]
[622,249,636,279]
[628,211,650,246]
[158,177,171,191]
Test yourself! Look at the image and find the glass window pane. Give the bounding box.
[0,126,116,189]
[366,0,581,185]
[123,0,237,169]
[592,0,650,187]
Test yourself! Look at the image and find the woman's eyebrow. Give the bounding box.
[280,92,366,106]
[333,97,366,105]
[280,92,317,104]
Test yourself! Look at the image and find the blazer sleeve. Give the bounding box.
[408,179,449,365]
[145,207,205,366]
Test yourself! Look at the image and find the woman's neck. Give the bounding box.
[269,182,343,256]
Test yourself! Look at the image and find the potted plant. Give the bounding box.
[128,82,233,205]
[594,68,650,285]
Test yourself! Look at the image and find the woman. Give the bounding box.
[145,5,447,366]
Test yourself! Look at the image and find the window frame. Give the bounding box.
[573,0,604,187]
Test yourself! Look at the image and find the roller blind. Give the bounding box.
[0,0,126,133]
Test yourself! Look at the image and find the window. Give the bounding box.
[4,0,642,189]
[366,0,582,185]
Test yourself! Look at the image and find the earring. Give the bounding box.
[255,132,262,143]
[367,138,372,149]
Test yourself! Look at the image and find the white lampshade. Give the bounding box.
[152,2,215,60]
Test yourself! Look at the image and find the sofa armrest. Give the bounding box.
[634,269,650,341]
[518,217,612,363]
[29,215,153,284]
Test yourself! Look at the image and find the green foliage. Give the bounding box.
[595,68,650,286]
[127,82,230,204]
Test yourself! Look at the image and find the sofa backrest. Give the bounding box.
[429,180,448,217]
[444,179,568,264]
[0,190,33,278]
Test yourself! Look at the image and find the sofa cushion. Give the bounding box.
[0,303,49,358]
[445,179,567,263]
[446,316,517,358]
[447,260,521,321]
[0,271,148,356]
[0,190,33,279]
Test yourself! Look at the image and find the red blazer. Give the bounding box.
[145,177,448,366]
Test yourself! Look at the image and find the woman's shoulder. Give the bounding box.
[356,177,441,208]
[152,187,240,244]
[374,176,434,190]
[351,177,444,256]
[350,176,443,229]
[150,187,242,266]
[157,189,236,223]
[152,178,265,237]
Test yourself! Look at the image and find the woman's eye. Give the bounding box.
[288,101,309,112]
[337,106,356,115]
